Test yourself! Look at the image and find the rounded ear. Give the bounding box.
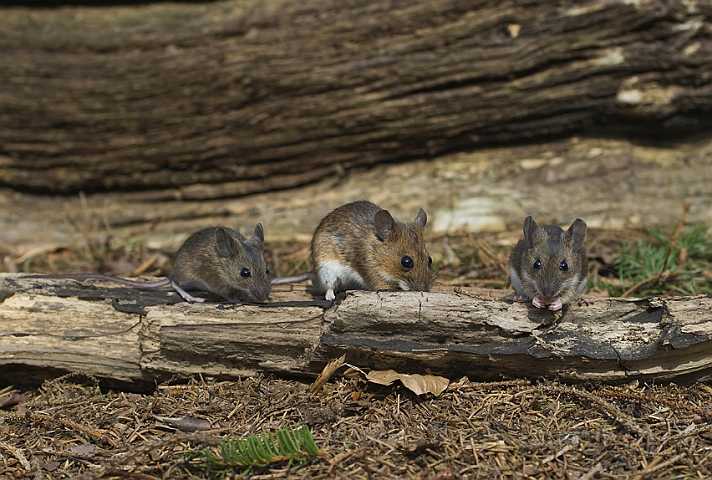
[414,208,427,227]
[522,216,540,244]
[566,218,588,251]
[250,223,265,251]
[215,227,240,258]
[374,209,395,241]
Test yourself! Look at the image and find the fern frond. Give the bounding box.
[188,425,325,477]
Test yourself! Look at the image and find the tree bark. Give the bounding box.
[2,274,711,391]
[0,0,710,196]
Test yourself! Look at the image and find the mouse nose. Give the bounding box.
[408,278,432,292]
[252,286,270,302]
[542,286,556,298]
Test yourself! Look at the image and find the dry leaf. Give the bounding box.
[403,438,440,455]
[154,415,211,432]
[0,393,28,409]
[69,444,95,456]
[43,461,60,472]
[366,370,449,396]
[309,354,346,394]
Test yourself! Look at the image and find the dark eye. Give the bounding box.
[240,268,251,278]
[400,256,414,269]
[428,256,433,267]
[533,260,542,270]
[559,261,568,272]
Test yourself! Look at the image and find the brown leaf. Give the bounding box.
[309,354,346,394]
[43,461,60,472]
[69,444,95,456]
[0,393,28,409]
[366,370,450,396]
[154,415,211,432]
[403,438,440,455]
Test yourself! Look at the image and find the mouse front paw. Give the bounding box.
[325,289,336,301]
[547,298,563,311]
[578,297,596,306]
[532,295,547,309]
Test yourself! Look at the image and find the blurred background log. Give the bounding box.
[1,0,710,197]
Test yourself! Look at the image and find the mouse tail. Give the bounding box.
[270,272,313,285]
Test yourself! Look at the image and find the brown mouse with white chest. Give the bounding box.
[508,216,593,311]
[310,200,433,301]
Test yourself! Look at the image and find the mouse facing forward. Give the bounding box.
[508,216,594,311]
[26,224,271,304]
[310,200,433,301]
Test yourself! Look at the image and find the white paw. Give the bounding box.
[532,296,546,309]
[325,289,336,301]
[548,298,563,311]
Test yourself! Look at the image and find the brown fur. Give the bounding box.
[169,224,271,303]
[508,216,588,309]
[311,201,432,298]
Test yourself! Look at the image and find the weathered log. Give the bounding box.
[1,274,710,391]
[0,0,711,196]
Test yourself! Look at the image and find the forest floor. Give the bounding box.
[2,223,712,479]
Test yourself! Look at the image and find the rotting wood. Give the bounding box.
[0,0,711,195]
[1,274,710,391]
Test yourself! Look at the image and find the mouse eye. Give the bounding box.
[240,268,251,278]
[428,256,433,267]
[533,260,542,270]
[559,261,569,272]
[400,256,414,269]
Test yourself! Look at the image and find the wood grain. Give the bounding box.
[2,274,710,391]
[0,0,710,195]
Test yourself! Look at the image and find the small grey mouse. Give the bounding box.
[311,200,433,301]
[508,216,593,311]
[26,224,271,303]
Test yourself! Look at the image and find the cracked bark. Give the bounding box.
[2,274,711,391]
[0,0,711,197]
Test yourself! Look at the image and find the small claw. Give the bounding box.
[513,294,529,303]
[548,298,563,311]
[578,297,596,306]
[532,296,547,309]
[172,281,206,303]
[325,289,336,302]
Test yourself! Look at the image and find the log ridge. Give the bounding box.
[1,274,711,391]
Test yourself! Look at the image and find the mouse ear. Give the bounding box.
[522,216,541,244]
[214,227,240,258]
[374,209,395,241]
[414,208,427,227]
[249,223,265,251]
[566,218,588,251]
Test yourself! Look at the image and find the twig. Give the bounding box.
[327,447,368,475]
[75,431,221,480]
[0,441,32,472]
[633,452,686,479]
[621,272,663,298]
[671,203,691,243]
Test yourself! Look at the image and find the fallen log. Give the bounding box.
[1,0,711,196]
[1,273,710,391]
